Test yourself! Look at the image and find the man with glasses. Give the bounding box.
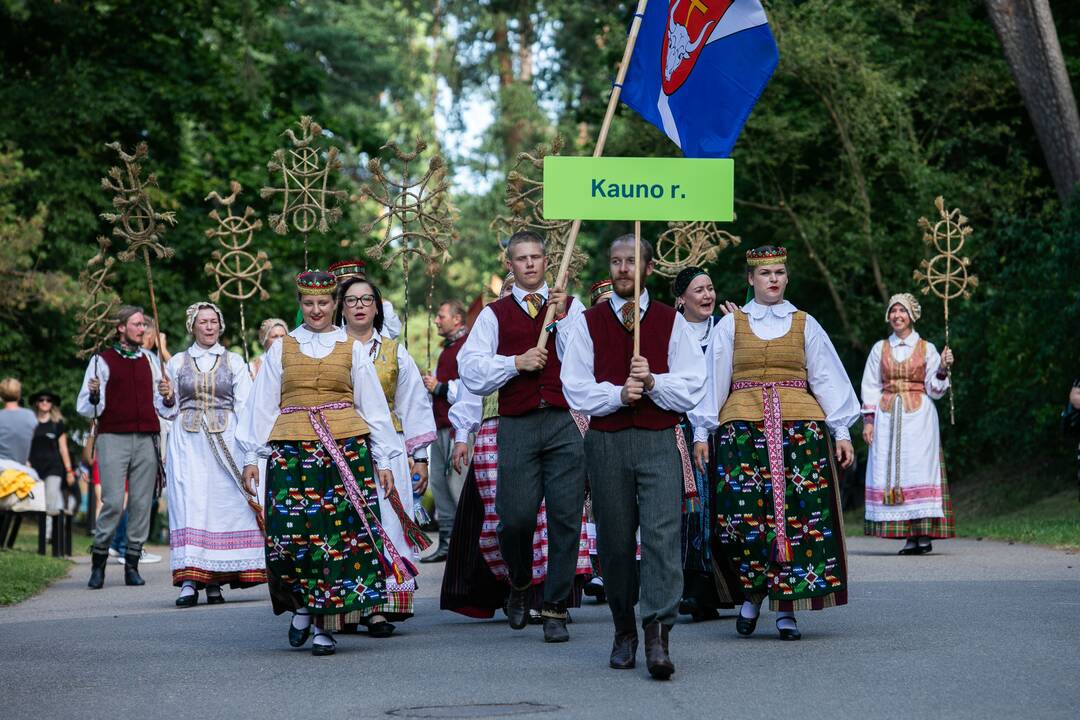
[77,305,163,589]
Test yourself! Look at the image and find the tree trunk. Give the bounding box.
[986,0,1080,202]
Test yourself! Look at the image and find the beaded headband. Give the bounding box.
[295,270,337,296]
[745,246,788,267]
[327,259,367,280]
[590,278,614,306]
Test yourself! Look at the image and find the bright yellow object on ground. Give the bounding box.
[0,468,36,500]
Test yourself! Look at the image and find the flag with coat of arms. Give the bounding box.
[620,0,779,158]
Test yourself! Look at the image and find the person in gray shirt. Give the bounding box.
[0,378,39,464]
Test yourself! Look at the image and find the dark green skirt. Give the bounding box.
[264,436,387,630]
[714,420,848,612]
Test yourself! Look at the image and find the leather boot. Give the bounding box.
[505,585,529,630]
[542,602,569,643]
[609,616,638,669]
[124,552,146,586]
[87,551,108,589]
[644,622,674,680]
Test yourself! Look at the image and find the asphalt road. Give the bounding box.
[1,536,1077,720]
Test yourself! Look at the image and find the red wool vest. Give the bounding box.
[490,294,573,417]
[584,300,681,433]
[98,348,161,434]
[434,333,468,429]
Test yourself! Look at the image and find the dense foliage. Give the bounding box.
[0,0,1077,479]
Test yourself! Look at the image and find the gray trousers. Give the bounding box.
[93,432,158,556]
[496,408,585,605]
[429,426,470,549]
[585,427,683,628]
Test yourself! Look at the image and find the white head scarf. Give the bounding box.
[885,293,921,323]
[185,301,226,336]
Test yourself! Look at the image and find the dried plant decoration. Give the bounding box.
[654,220,741,278]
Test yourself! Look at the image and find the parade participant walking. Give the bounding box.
[691,246,859,641]
[237,270,407,656]
[155,302,265,608]
[671,266,731,621]
[328,259,403,339]
[562,236,706,679]
[421,298,471,563]
[337,274,436,636]
[77,305,162,589]
[861,293,955,554]
[458,230,586,643]
[251,318,288,376]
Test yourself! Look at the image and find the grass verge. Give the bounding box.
[0,530,74,605]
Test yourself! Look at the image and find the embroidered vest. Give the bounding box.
[879,339,926,412]
[268,336,370,441]
[719,310,826,424]
[177,351,234,433]
[373,338,404,434]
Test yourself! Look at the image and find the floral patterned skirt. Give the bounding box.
[714,420,848,612]
[264,436,387,631]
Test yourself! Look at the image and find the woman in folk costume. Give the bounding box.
[336,273,436,636]
[237,270,409,656]
[691,246,859,640]
[441,273,591,621]
[861,293,955,554]
[672,267,735,621]
[156,302,265,607]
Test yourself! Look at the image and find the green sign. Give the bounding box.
[542,156,734,221]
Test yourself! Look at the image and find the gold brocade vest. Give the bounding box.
[372,338,404,434]
[268,336,370,441]
[879,339,926,412]
[718,310,826,424]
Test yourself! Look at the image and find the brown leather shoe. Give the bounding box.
[609,629,638,669]
[644,622,674,680]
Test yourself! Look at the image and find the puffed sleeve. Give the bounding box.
[458,306,518,395]
[77,354,109,418]
[860,341,885,417]
[689,313,735,442]
[645,313,707,413]
[236,338,284,467]
[394,344,437,457]
[922,341,950,400]
[154,353,183,420]
[351,342,404,472]
[449,385,483,444]
[229,351,254,418]
[804,314,860,442]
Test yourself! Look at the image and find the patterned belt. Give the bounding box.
[280,401,416,584]
[729,379,809,563]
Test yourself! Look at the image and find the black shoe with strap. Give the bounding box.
[175,590,199,608]
[289,615,312,647]
[87,551,108,590]
[777,617,802,641]
[124,553,145,586]
[367,616,396,638]
[311,634,337,656]
[736,613,758,636]
[916,541,934,555]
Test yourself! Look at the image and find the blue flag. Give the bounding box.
[620,0,779,158]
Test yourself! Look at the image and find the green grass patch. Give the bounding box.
[0,533,71,605]
[844,462,1080,550]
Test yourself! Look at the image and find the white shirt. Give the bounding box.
[685,316,715,349]
[560,290,707,417]
[354,334,437,460]
[458,282,584,397]
[77,346,163,418]
[381,300,401,340]
[860,331,950,412]
[235,325,402,471]
[448,384,483,444]
[153,343,252,421]
[689,300,860,443]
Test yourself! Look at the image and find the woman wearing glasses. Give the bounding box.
[336,275,437,638]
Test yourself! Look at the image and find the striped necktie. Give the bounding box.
[523,293,544,319]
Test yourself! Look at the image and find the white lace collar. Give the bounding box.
[888,330,920,348]
[743,299,797,320]
[291,324,348,349]
[187,342,224,359]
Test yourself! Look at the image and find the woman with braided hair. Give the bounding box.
[155,302,265,608]
[860,293,955,555]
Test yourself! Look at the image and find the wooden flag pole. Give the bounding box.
[633,220,642,357]
[535,0,650,349]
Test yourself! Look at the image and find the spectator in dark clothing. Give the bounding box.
[29,390,74,520]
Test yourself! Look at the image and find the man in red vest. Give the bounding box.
[561,235,706,680]
[458,230,586,643]
[77,305,162,589]
[421,299,470,563]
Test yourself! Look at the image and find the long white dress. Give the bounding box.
[861,331,950,525]
[155,343,265,587]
